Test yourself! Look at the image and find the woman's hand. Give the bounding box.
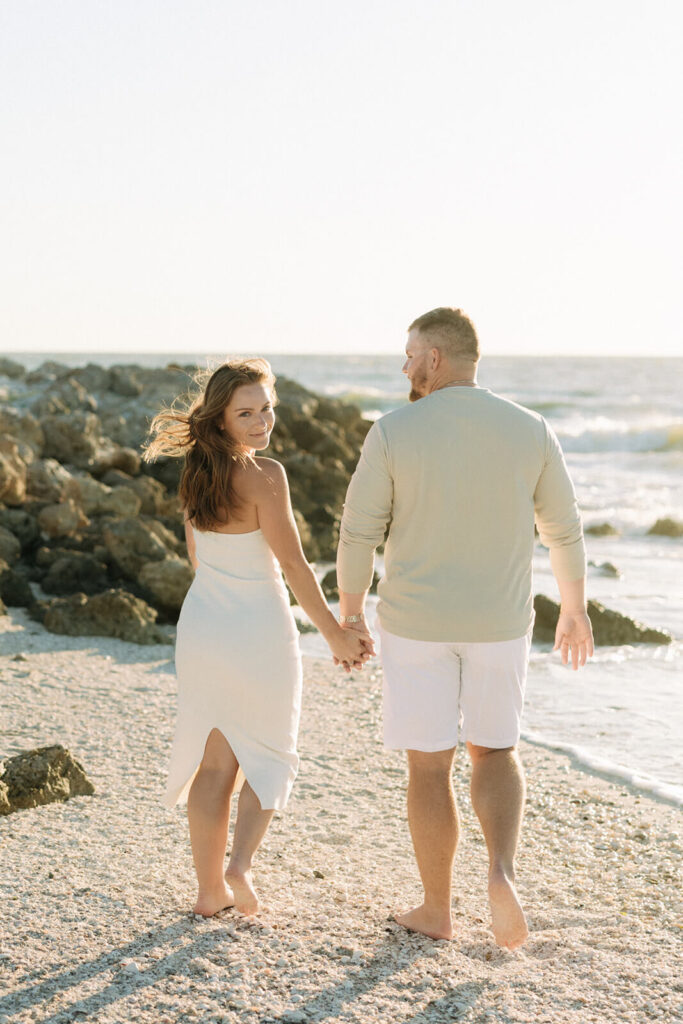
[328,625,373,672]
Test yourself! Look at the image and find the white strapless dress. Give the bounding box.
[163,528,302,811]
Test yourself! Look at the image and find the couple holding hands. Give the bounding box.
[144,307,592,950]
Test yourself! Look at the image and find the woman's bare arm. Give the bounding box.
[250,460,373,665]
[184,517,198,571]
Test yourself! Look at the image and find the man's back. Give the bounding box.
[338,385,585,642]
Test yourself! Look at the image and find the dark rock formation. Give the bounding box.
[648,517,683,538]
[321,567,380,601]
[37,589,170,645]
[0,745,94,815]
[585,522,620,536]
[588,560,622,578]
[0,559,34,607]
[0,359,374,639]
[40,550,110,596]
[0,356,26,379]
[533,594,672,646]
[0,526,21,563]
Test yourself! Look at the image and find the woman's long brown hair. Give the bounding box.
[142,358,276,531]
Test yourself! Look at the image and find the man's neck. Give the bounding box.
[430,369,478,392]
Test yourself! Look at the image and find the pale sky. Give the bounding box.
[1,0,681,356]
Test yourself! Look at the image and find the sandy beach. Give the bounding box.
[0,608,680,1024]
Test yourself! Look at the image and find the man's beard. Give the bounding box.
[409,371,427,403]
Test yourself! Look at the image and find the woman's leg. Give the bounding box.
[225,781,274,916]
[187,728,239,916]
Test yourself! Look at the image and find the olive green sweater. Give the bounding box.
[337,386,586,643]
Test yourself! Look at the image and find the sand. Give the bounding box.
[0,607,681,1024]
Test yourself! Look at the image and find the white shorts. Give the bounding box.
[379,625,532,751]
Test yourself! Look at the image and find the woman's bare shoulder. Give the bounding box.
[233,456,287,496]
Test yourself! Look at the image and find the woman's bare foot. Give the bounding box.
[394,904,454,940]
[488,867,528,949]
[225,866,259,916]
[193,882,235,918]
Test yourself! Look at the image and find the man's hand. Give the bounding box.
[334,617,375,671]
[553,610,594,670]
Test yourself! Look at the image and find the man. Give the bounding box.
[336,307,593,949]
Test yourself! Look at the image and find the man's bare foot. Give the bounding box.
[225,866,259,916]
[488,867,528,949]
[394,904,454,940]
[193,882,235,918]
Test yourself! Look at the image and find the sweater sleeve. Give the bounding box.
[534,421,587,582]
[337,420,393,593]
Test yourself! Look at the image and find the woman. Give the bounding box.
[144,358,370,918]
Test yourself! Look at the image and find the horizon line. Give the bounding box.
[2,349,682,361]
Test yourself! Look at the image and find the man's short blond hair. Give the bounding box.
[408,307,480,362]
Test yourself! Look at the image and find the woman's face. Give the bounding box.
[220,382,275,453]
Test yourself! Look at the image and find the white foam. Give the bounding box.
[522,731,683,806]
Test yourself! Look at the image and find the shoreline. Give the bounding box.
[1,608,681,1024]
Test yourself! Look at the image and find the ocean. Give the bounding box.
[4,352,683,804]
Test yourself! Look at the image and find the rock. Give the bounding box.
[92,445,141,477]
[41,552,110,597]
[0,440,27,505]
[99,486,141,518]
[66,472,142,517]
[0,559,34,607]
[585,522,620,536]
[109,366,143,397]
[0,745,94,815]
[37,499,89,539]
[0,509,41,552]
[138,556,193,613]
[142,457,182,494]
[0,527,21,564]
[101,518,170,578]
[42,589,169,644]
[321,567,380,601]
[145,518,186,557]
[25,359,69,384]
[30,376,97,416]
[69,363,111,393]
[0,356,25,379]
[648,517,683,538]
[116,475,167,515]
[40,411,103,468]
[0,408,44,453]
[293,508,319,562]
[26,458,74,501]
[276,377,319,418]
[64,474,112,515]
[99,469,132,488]
[588,560,622,578]
[533,594,672,645]
[0,596,6,617]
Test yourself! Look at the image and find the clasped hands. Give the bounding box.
[333,619,375,672]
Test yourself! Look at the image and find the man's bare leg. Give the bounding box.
[394,746,458,940]
[225,781,274,916]
[187,728,238,917]
[468,743,528,950]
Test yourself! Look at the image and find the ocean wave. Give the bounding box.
[522,731,683,806]
[558,419,683,453]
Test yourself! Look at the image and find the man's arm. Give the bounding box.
[534,423,593,670]
[337,421,393,630]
